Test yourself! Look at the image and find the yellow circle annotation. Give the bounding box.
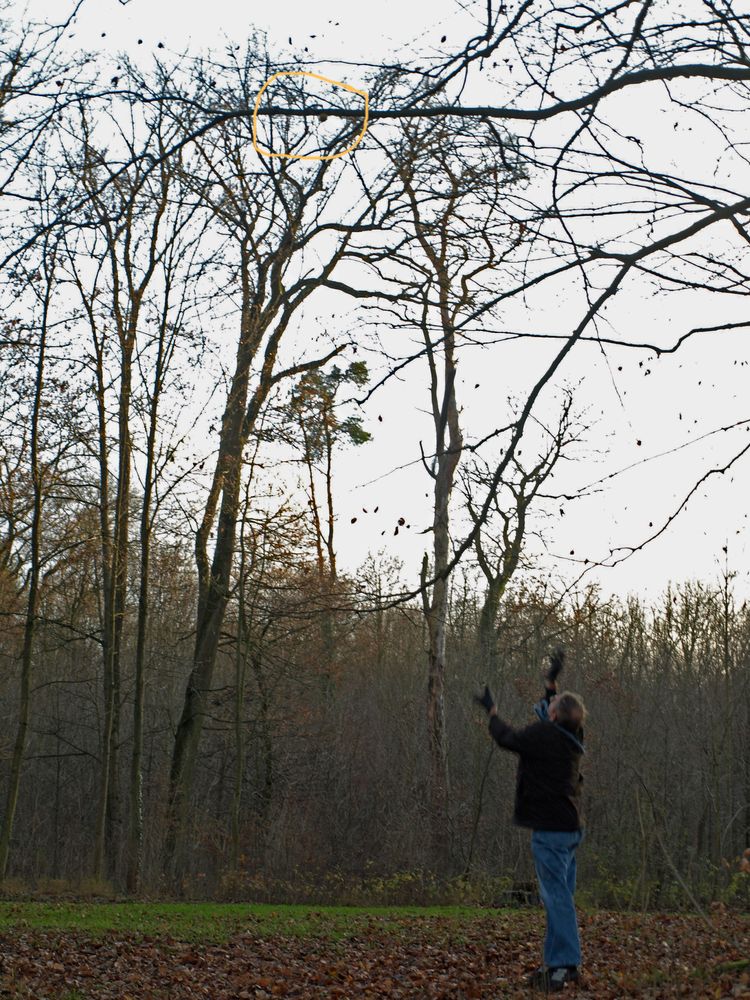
[252,71,369,162]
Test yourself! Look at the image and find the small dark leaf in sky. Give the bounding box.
[137,38,143,44]
[636,440,642,446]
[394,526,399,536]
[351,517,357,524]
[101,32,106,37]
[289,37,292,44]
[398,517,405,526]
[111,76,119,86]
[378,415,383,422]
[441,34,447,42]
[362,508,368,513]
[474,383,480,388]
[374,506,379,513]
[569,550,574,555]
[157,42,164,48]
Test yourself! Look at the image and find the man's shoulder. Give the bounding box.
[522,719,554,735]
[517,719,555,745]
[520,719,582,752]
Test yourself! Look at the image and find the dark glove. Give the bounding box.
[546,646,565,684]
[473,685,495,713]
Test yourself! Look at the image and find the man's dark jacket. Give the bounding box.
[488,698,585,832]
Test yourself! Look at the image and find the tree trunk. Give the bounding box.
[300,418,326,578]
[230,535,248,872]
[164,278,256,882]
[251,650,274,857]
[425,360,462,861]
[0,267,49,879]
[478,581,503,676]
[126,315,169,893]
[94,337,133,883]
[323,411,337,581]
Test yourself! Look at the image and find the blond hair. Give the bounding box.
[555,691,587,730]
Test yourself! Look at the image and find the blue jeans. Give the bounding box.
[531,828,584,968]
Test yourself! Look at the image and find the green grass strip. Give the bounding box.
[0,902,511,944]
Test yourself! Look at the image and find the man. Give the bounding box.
[474,648,587,993]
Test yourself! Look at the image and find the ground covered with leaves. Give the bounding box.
[0,903,748,998]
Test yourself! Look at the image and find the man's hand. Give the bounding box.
[546,646,565,686]
[473,684,496,714]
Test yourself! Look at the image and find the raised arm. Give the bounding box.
[473,684,529,754]
[488,711,529,754]
[545,646,565,698]
[533,646,565,722]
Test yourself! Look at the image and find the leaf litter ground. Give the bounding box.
[0,906,748,998]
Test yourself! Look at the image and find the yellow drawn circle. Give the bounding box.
[252,71,369,161]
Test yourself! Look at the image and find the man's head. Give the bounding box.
[548,691,587,732]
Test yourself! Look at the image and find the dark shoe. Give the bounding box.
[526,966,579,992]
[526,966,545,988]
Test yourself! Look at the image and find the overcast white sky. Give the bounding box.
[18,0,750,603]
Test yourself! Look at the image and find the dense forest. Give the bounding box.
[1,0,750,914]
[3,547,750,906]
[2,541,750,909]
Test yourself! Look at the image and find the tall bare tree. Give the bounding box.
[160,51,397,880]
[375,113,524,854]
[0,232,57,878]
[58,88,201,880]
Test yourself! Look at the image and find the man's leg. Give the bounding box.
[531,830,582,970]
[566,835,577,898]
